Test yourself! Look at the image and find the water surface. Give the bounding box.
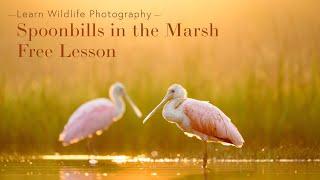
[1,155,320,179]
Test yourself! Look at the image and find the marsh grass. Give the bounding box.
[1,0,320,157]
[0,61,319,157]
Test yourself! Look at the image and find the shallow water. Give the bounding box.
[1,155,320,179]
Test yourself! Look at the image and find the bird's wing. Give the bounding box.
[59,98,116,146]
[183,99,244,147]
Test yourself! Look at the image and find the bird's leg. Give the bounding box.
[203,167,208,180]
[86,138,92,155]
[87,138,97,155]
[86,138,99,165]
[203,140,208,169]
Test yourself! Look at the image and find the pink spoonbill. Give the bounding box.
[143,84,244,168]
[59,82,142,148]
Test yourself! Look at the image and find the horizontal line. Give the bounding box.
[8,15,16,17]
[154,14,161,16]
[40,155,320,163]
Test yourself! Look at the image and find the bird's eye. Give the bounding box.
[171,89,175,93]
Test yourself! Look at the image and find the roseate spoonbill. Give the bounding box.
[59,82,142,147]
[143,84,244,168]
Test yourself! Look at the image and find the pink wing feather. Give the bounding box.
[59,98,116,146]
[183,99,244,147]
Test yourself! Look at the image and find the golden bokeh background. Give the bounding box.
[0,0,319,157]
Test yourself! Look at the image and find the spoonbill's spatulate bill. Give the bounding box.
[143,84,244,168]
[59,82,142,146]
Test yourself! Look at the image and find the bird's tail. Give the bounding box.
[230,124,245,148]
[58,132,65,142]
[58,132,70,146]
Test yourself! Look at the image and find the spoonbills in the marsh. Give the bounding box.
[59,82,142,147]
[143,84,244,168]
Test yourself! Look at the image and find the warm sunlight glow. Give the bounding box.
[40,155,320,164]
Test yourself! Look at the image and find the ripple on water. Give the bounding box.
[0,155,320,179]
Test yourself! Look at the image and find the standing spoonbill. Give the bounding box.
[143,84,244,168]
[59,82,142,148]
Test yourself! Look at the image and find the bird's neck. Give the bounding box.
[110,92,125,119]
[167,98,186,109]
[163,98,186,123]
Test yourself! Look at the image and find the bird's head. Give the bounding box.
[166,84,187,100]
[110,82,142,118]
[143,83,187,124]
[110,82,125,96]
